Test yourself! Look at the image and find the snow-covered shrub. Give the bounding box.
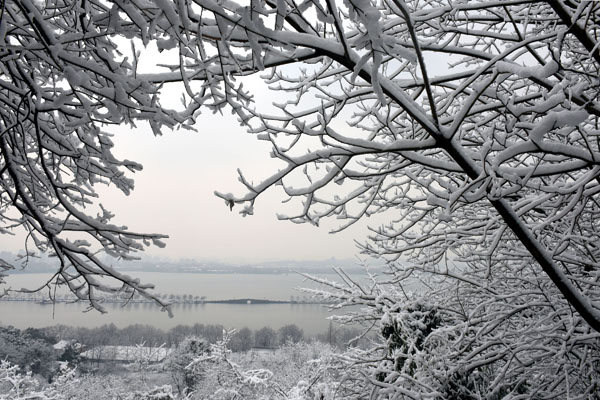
[0,326,58,379]
[0,360,82,400]
[182,332,338,400]
[163,336,211,394]
[380,301,442,377]
[185,330,274,399]
[0,360,43,399]
[126,385,177,400]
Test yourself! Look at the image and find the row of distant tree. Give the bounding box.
[44,322,365,351]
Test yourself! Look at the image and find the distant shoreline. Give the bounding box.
[0,297,329,305]
[4,268,369,275]
[0,253,377,276]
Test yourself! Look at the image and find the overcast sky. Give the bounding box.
[0,104,367,264]
[100,113,369,263]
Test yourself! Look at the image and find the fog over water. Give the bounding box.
[0,272,348,335]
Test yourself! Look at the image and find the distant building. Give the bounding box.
[53,340,71,351]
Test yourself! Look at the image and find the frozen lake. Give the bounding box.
[0,272,355,335]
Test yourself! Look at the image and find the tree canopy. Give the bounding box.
[2,0,600,397]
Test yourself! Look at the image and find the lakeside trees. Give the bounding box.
[0,324,352,399]
[0,326,57,379]
[2,0,600,397]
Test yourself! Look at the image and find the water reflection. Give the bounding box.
[0,300,338,335]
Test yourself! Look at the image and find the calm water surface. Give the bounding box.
[0,272,350,334]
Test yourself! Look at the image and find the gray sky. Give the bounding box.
[101,114,368,263]
[0,108,366,264]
